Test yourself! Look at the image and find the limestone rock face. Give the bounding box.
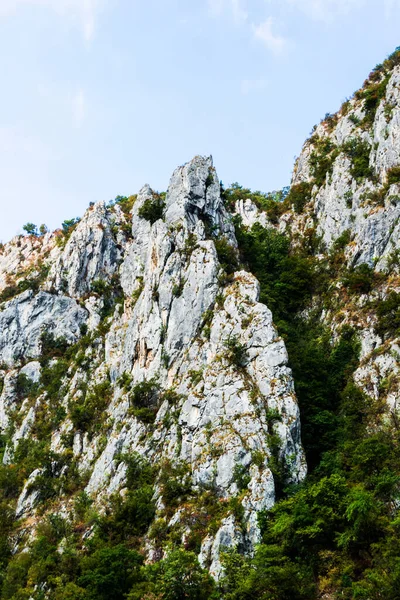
[47,202,125,297]
[0,155,305,578]
[0,290,88,366]
[289,64,400,269]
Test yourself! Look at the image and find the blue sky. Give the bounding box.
[0,0,399,242]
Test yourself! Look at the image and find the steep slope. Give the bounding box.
[0,155,305,594]
[225,47,400,599]
[234,47,400,430]
[2,47,400,600]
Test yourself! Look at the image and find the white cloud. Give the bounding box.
[208,0,248,23]
[72,89,86,126]
[252,18,286,54]
[241,77,268,95]
[286,0,364,22]
[0,0,103,41]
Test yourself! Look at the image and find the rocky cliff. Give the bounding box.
[235,48,400,430]
[1,48,400,600]
[0,155,305,580]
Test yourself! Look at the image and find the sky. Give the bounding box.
[0,0,399,242]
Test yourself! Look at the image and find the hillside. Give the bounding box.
[0,47,400,599]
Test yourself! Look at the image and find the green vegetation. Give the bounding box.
[357,74,391,127]
[221,182,289,223]
[90,275,124,320]
[342,138,373,181]
[232,462,251,492]
[235,222,316,325]
[214,237,239,275]
[21,223,48,236]
[224,335,247,368]
[342,263,376,294]
[69,379,112,434]
[138,193,166,224]
[2,49,400,600]
[112,194,136,215]
[375,291,400,339]
[227,197,400,597]
[309,137,340,187]
[124,378,161,424]
[62,217,81,236]
[352,48,400,130]
[0,263,50,305]
[22,222,38,236]
[285,181,313,213]
[140,549,216,600]
[387,165,400,186]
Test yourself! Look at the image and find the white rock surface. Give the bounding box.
[0,155,306,575]
[290,66,400,270]
[0,290,88,365]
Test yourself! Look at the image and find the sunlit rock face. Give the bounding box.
[290,65,400,269]
[0,155,306,578]
[238,58,400,463]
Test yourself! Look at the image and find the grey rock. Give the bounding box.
[0,290,88,365]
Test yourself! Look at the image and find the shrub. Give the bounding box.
[128,379,160,424]
[219,546,314,600]
[359,74,390,127]
[286,182,313,213]
[221,182,288,216]
[172,279,185,297]
[232,463,251,491]
[0,264,50,304]
[235,222,316,321]
[342,138,373,180]
[91,279,110,296]
[15,373,39,400]
[158,461,192,508]
[90,276,124,320]
[309,137,339,187]
[138,195,165,224]
[188,369,203,386]
[387,165,400,186]
[40,358,69,399]
[183,232,198,258]
[332,229,351,252]
[114,194,136,215]
[69,380,112,433]
[40,331,69,362]
[375,291,400,338]
[342,263,375,294]
[205,170,214,188]
[62,217,81,237]
[214,237,238,274]
[349,113,361,126]
[129,379,159,409]
[224,335,247,368]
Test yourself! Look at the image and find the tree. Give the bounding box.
[22,222,38,236]
[62,218,80,235]
[138,196,165,224]
[151,549,216,600]
[78,545,143,600]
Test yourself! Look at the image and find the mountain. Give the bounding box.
[0,47,399,599]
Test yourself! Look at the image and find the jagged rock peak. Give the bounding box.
[164,155,235,240]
